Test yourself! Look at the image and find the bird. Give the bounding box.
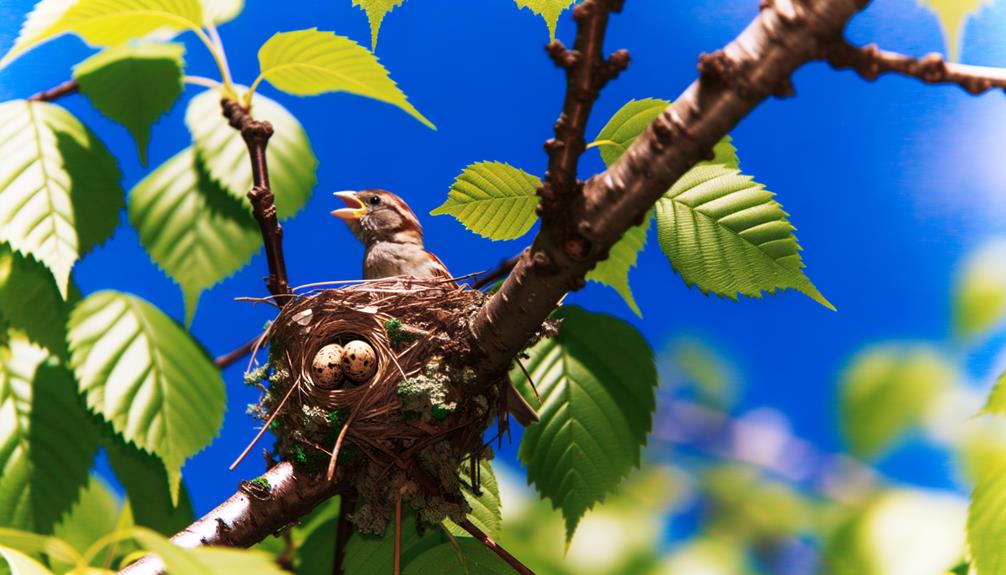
[331,189,539,426]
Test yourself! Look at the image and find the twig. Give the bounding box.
[333,490,357,575]
[229,378,298,471]
[472,254,521,290]
[28,79,78,102]
[215,335,262,369]
[457,519,535,575]
[221,99,292,305]
[823,40,1006,95]
[393,488,403,575]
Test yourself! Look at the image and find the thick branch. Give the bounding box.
[823,40,1006,94]
[221,99,292,304]
[468,0,873,375]
[120,463,340,575]
[28,79,78,102]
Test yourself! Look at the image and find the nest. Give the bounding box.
[244,277,502,534]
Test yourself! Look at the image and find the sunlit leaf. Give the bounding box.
[513,306,658,540]
[431,162,540,240]
[129,147,260,325]
[0,544,54,575]
[953,239,1006,340]
[0,338,98,533]
[202,0,244,25]
[67,291,225,503]
[919,0,992,62]
[51,476,121,572]
[352,0,405,50]
[0,244,67,356]
[185,89,317,219]
[0,529,77,566]
[984,368,1006,416]
[839,344,955,458]
[445,459,502,539]
[74,43,185,165]
[592,99,669,167]
[968,457,1006,574]
[586,213,650,316]
[655,162,833,310]
[403,538,513,575]
[1,0,203,69]
[0,101,123,295]
[513,0,576,41]
[105,435,195,536]
[254,29,434,129]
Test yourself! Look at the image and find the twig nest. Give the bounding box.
[312,344,345,389]
[342,339,378,383]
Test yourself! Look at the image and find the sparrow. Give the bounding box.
[332,189,539,426]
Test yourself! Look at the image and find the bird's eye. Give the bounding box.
[369,196,382,206]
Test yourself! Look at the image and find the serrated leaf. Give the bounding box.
[73,43,185,165]
[0,338,98,533]
[0,544,53,575]
[352,0,405,50]
[513,306,658,540]
[839,344,954,458]
[186,89,317,219]
[51,476,121,572]
[105,435,195,536]
[654,162,833,310]
[202,0,244,25]
[983,368,1006,416]
[585,212,650,316]
[0,101,124,296]
[1,0,203,69]
[129,147,260,326]
[67,291,225,504]
[593,99,669,167]
[919,0,992,62]
[445,459,501,539]
[254,29,434,129]
[969,458,1006,574]
[403,539,513,575]
[340,514,438,575]
[513,0,577,41]
[0,244,67,356]
[952,239,1006,340]
[431,162,540,240]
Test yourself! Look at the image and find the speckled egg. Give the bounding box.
[312,344,345,389]
[342,339,378,383]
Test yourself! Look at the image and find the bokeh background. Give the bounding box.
[2,0,1005,572]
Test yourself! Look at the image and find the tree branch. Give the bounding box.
[333,490,357,575]
[119,463,340,575]
[472,254,521,290]
[27,79,79,102]
[457,518,535,575]
[221,99,292,305]
[214,335,261,369]
[823,40,1006,94]
[467,0,873,377]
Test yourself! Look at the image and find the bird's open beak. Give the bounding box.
[331,191,366,221]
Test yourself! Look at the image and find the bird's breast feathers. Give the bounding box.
[364,241,452,280]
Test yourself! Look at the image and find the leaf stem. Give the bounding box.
[205,21,234,88]
[184,75,221,89]
[190,26,236,100]
[244,74,266,108]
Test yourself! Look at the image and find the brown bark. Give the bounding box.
[28,78,78,102]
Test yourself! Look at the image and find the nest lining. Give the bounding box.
[246,277,500,534]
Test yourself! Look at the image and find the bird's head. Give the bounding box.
[331,189,424,245]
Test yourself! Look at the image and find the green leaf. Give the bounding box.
[51,476,121,571]
[73,43,185,165]
[919,0,992,62]
[253,29,434,129]
[983,368,1006,416]
[0,338,98,533]
[585,212,650,316]
[0,244,67,356]
[202,0,244,25]
[403,539,513,575]
[654,161,833,310]
[105,435,195,536]
[592,99,668,167]
[430,162,541,241]
[952,240,1006,340]
[839,344,954,458]
[445,459,502,539]
[352,0,405,50]
[969,458,1006,574]
[185,89,317,219]
[514,306,658,540]
[129,147,260,326]
[67,291,225,504]
[0,530,77,565]
[0,544,53,575]
[0,101,124,296]
[341,514,438,575]
[513,0,576,41]
[1,0,204,69]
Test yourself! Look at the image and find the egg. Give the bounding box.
[312,344,345,389]
[342,339,378,382]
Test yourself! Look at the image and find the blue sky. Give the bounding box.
[1,0,1005,515]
